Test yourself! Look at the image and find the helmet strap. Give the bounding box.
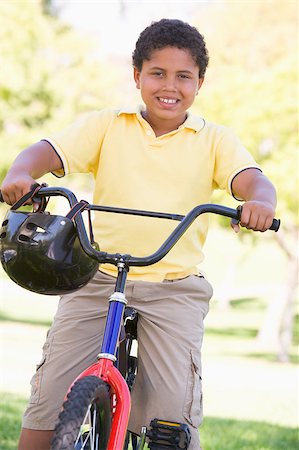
[66,200,95,245]
[11,183,48,212]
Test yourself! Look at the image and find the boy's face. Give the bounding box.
[134,46,204,130]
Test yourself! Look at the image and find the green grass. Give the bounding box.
[0,393,297,450]
[0,311,53,328]
[200,417,298,450]
[0,393,27,450]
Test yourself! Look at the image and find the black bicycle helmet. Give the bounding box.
[0,197,99,295]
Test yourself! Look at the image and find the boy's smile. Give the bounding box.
[134,46,204,136]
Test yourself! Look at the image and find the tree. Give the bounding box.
[0,0,119,183]
[193,0,298,362]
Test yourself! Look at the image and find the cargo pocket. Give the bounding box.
[29,334,54,405]
[183,349,203,428]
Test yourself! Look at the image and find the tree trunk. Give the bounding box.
[256,225,298,363]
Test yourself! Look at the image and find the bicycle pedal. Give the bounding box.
[146,418,191,449]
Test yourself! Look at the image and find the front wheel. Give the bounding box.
[51,375,112,450]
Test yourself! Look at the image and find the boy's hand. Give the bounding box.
[1,172,40,209]
[231,200,275,233]
[231,169,277,233]
[1,140,62,208]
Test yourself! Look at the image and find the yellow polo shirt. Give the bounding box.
[45,105,259,281]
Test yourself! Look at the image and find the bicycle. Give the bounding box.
[0,185,280,450]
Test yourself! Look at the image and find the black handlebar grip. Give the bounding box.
[235,205,280,232]
[270,218,280,232]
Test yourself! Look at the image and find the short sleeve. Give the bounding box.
[213,127,260,196]
[43,109,114,177]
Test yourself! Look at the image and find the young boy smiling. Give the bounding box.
[1,19,276,450]
[133,46,204,136]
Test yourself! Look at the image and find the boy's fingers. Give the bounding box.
[239,205,251,228]
[231,223,240,233]
[230,218,240,233]
[240,204,261,230]
[33,201,41,212]
[240,205,274,232]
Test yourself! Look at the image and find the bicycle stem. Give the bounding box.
[101,264,129,356]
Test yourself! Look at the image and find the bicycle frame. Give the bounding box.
[71,265,131,450]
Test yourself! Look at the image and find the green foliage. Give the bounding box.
[0,1,119,181]
[193,0,298,223]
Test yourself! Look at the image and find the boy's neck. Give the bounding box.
[141,111,187,137]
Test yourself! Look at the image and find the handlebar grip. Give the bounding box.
[236,205,280,232]
[0,184,45,208]
[270,218,280,232]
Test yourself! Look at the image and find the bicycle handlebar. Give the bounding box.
[0,186,280,267]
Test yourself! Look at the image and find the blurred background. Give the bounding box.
[0,1,298,449]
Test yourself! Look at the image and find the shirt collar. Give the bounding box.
[117,105,205,133]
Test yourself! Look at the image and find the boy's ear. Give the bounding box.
[196,77,204,95]
[133,67,141,89]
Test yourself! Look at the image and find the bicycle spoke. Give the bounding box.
[92,407,96,450]
[73,404,101,450]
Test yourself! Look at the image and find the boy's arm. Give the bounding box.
[1,140,62,205]
[231,168,277,233]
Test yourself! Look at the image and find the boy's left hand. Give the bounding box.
[231,200,275,233]
[231,169,277,233]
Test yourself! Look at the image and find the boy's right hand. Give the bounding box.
[1,172,40,208]
[1,140,62,207]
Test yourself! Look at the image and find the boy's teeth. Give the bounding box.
[159,98,177,104]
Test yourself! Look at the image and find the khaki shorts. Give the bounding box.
[22,271,213,450]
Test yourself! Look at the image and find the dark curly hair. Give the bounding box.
[132,19,209,78]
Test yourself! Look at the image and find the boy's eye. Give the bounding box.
[152,71,164,77]
[178,74,190,79]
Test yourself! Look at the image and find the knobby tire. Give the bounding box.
[51,375,112,450]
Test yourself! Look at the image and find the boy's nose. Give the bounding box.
[162,76,177,91]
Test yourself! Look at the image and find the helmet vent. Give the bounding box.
[26,222,36,230]
[0,232,6,239]
[26,222,46,233]
[18,234,32,242]
[1,220,8,227]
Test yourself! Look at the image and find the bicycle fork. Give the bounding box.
[72,262,131,450]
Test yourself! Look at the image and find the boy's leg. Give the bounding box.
[18,271,117,449]
[18,429,53,450]
[128,275,213,450]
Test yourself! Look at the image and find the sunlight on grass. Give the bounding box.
[200,417,298,450]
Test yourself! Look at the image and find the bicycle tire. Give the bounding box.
[51,375,112,450]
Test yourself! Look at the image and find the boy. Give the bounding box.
[1,19,276,450]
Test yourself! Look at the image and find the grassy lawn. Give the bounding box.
[200,417,298,450]
[0,393,27,450]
